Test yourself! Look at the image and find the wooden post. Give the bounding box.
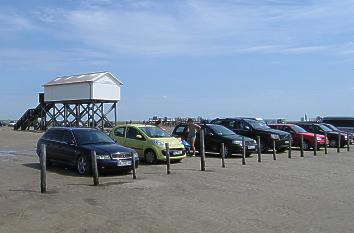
[272,140,277,160]
[91,151,99,186]
[337,132,341,153]
[288,139,292,159]
[200,128,206,171]
[242,137,246,165]
[347,132,350,152]
[40,144,47,193]
[314,133,317,156]
[257,136,261,162]
[220,143,225,168]
[132,153,136,179]
[300,135,304,157]
[166,143,171,175]
[324,132,328,155]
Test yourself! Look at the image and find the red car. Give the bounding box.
[269,124,327,150]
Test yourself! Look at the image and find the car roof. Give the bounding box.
[48,127,100,131]
[116,124,156,128]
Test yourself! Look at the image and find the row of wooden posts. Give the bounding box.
[39,130,351,193]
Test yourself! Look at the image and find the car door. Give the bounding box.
[203,126,220,153]
[112,126,127,145]
[124,127,145,156]
[58,130,79,166]
[237,120,254,139]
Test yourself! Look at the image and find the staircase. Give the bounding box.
[14,103,53,130]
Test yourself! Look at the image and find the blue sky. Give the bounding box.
[1,0,354,121]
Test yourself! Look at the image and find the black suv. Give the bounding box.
[172,123,257,157]
[322,123,353,145]
[210,118,291,153]
[294,122,348,147]
[36,127,139,175]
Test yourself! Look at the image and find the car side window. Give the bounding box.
[114,127,125,137]
[225,120,235,128]
[126,127,141,140]
[233,120,241,129]
[175,126,186,134]
[62,131,75,144]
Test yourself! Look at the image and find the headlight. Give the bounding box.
[316,136,322,141]
[344,135,348,139]
[253,140,257,144]
[152,140,166,147]
[270,134,280,140]
[96,154,111,160]
[133,152,139,158]
[232,140,242,145]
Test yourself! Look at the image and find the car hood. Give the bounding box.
[223,134,254,142]
[150,137,184,148]
[299,132,324,138]
[80,143,134,155]
[255,128,289,136]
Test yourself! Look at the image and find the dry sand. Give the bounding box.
[1,126,354,233]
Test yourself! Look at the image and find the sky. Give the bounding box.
[0,0,354,121]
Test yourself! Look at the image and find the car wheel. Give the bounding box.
[276,148,287,153]
[260,141,268,153]
[223,145,232,158]
[46,159,52,167]
[302,141,310,151]
[76,155,91,175]
[144,150,157,164]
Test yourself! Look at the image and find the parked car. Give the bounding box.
[210,118,291,153]
[110,124,186,163]
[0,121,3,127]
[8,121,16,127]
[269,124,327,150]
[36,127,139,175]
[322,123,353,144]
[322,117,354,134]
[172,123,257,157]
[294,122,348,147]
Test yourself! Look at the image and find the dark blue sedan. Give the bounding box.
[36,127,139,175]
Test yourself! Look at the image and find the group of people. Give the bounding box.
[155,118,201,157]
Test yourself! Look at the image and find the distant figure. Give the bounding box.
[187,118,201,157]
[155,119,165,130]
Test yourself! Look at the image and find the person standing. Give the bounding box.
[187,118,201,157]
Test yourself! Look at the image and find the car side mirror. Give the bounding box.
[136,135,143,140]
[68,139,76,146]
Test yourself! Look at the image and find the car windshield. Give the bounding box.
[208,125,235,136]
[73,130,115,145]
[319,125,332,132]
[140,126,171,138]
[244,119,270,130]
[291,125,307,133]
[325,124,339,131]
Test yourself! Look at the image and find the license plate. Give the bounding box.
[118,160,132,166]
[173,151,182,155]
[247,146,255,150]
[284,141,289,144]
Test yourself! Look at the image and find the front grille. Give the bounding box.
[111,152,132,159]
[245,141,255,146]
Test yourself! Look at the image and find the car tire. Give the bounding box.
[223,145,232,158]
[144,150,157,164]
[46,160,52,167]
[76,155,91,175]
[302,141,310,151]
[260,141,268,153]
[276,148,287,153]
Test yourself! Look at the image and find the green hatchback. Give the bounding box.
[110,124,186,163]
